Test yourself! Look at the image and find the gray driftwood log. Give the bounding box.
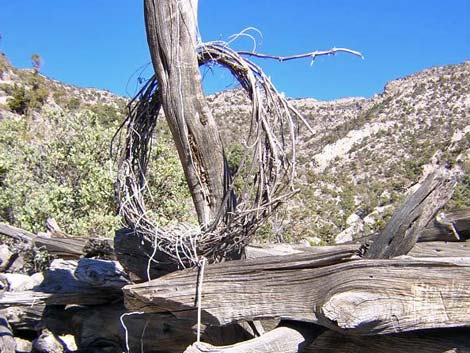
[0,222,114,260]
[124,256,470,334]
[0,259,123,307]
[185,326,470,353]
[184,321,322,353]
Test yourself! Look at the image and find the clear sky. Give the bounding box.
[0,0,469,100]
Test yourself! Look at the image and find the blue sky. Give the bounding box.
[0,1,469,100]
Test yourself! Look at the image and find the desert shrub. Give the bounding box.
[7,85,29,114]
[6,72,49,114]
[66,97,81,110]
[0,107,192,237]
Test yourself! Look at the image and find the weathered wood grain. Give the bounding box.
[124,256,470,334]
[184,321,322,353]
[0,222,113,259]
[365,170,458,259]
[0,259,122,307]
[75,258,130,289]
[145,0,233,224]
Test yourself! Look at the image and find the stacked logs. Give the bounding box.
[1,171,470,352]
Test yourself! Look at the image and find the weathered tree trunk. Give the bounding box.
[144,0,233,226]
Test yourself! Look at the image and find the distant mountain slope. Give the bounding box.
[209,62,470,243]
[1,51,468,243]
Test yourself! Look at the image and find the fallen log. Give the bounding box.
[365,169,457,259]
[184,325,470,353]
[0,222,114,260]
[184,321,323,353]
[124,256,470,334]
[0,259,123,307]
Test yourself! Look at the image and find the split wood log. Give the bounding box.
[0,314,15,353]
[114,228,179,280]
[124,256,470,334]
[184,325,470,353]
[409,241,470,257]
[365,169,458,259]
[184,321,323,353]
[115,208,470,282]
[0,259,122,307]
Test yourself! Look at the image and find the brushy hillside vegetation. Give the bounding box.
[0,53,193,237]
[0,52,469,243]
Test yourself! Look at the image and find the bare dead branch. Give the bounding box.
[238,47,364,62]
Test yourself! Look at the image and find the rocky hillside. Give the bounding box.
[209,62,470,244]
[0,51,469,244]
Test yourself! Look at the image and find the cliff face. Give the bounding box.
[1,52,469,243]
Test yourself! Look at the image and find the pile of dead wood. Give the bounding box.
[1,171,470,353]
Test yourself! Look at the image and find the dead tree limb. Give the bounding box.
[365,169,458,259]
[238,47,364,62]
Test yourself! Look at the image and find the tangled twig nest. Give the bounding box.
[112,42,315,268]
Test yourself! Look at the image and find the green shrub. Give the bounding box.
[7,85,29,114]
[0,108,192,237]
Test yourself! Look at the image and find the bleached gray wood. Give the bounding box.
[124,256,470,334]
[0,259,122,307]
[184,321,322,353]
[365,169,458,259]
[144,0,234,225]
[0,222,113,259]
[75,258,129,289]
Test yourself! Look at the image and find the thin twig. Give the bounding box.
[238,47,364,62]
